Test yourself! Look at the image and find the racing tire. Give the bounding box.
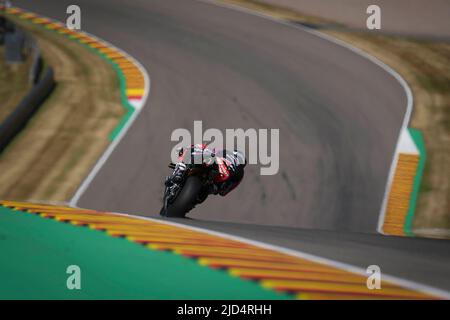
[161,176,203,218]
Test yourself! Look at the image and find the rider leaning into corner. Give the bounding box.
[176,143,247,200]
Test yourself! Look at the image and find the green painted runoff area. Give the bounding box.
[0,206,291,299]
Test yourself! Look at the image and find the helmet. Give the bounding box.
[233,150,247,168]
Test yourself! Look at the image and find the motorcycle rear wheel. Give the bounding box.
[161,176,203,218]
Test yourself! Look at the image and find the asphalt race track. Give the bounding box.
[13,0,450,292]
[16,0,407,231]
[164,217,450,292]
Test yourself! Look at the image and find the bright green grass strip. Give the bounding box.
[0,206,291,299]
[404,128,427,236]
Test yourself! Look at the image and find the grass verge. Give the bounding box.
[0,15,124,202]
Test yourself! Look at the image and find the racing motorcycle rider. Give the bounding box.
[175,144,247,201]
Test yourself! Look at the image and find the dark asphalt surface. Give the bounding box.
[162,217,450,292]
[16,0,406,232]
[14,0,450,292]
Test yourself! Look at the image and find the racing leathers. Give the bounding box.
[178,144,246,197]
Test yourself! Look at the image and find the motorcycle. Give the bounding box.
[160,146,216,218]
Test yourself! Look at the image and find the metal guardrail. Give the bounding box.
[0,15,6,45]
[28,40,42,84]
[4,24,24,62]
[0,15,55,153]
[0,67,55,153]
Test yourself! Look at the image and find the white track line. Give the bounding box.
[74,0,411,231]
[111,210,450,299]
[182,0,442,297]
[197,0,413,235]
[68,36,151,207]
[67,0,427,295]
[10,6,151,208]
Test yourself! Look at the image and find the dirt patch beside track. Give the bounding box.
[0,16,124,202]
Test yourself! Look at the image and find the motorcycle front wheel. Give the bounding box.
[161,176,203,218]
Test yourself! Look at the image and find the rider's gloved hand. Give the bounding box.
[171,162,187,183]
